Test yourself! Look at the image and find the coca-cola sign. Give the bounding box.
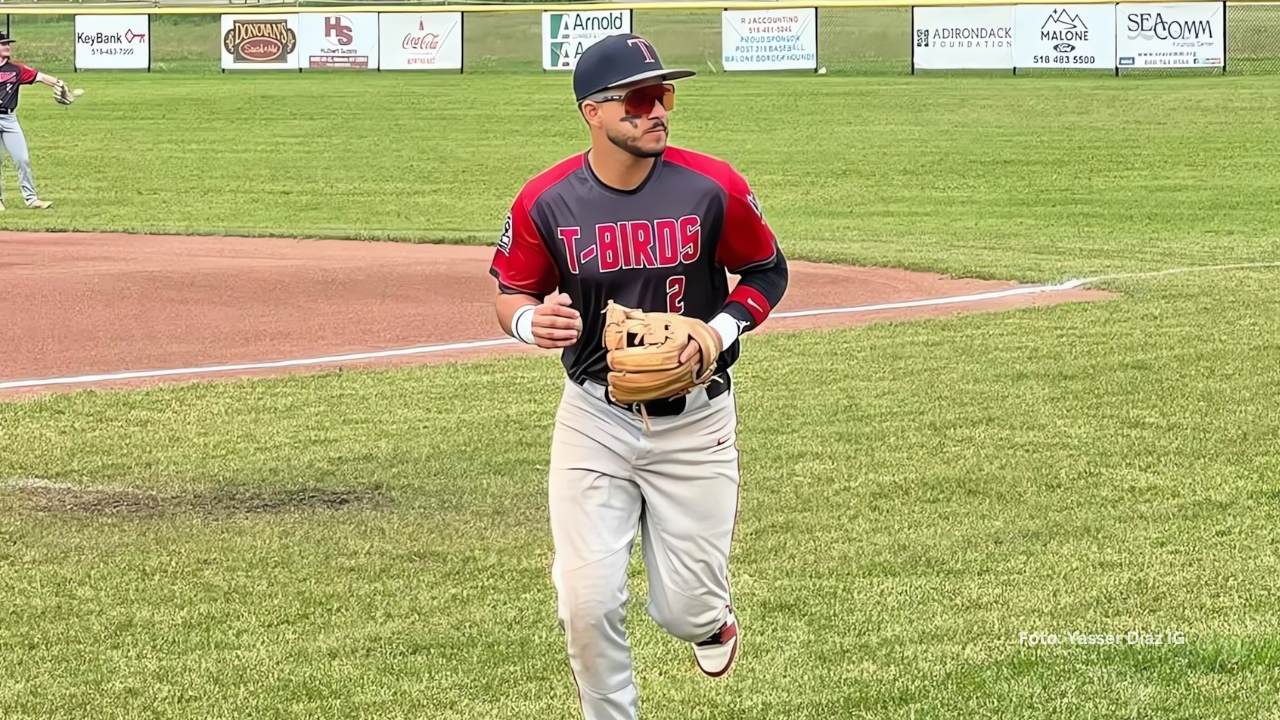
[402,32,443,52]
[380,13,463,70]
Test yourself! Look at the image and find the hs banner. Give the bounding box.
[298,13,379,70]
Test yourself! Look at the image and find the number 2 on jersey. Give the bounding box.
[666,275,686,313]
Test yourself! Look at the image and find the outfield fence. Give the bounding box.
[3,0,1278,74]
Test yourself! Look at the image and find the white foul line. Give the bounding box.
[0,338,518,391]
[0,280,1089,391]
[773,278,1088,320]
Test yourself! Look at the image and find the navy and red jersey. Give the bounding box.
[0,62,39,112]
[490,146,788,385]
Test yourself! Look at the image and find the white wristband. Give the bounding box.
[708,312,742,349]
[511,304,537,345]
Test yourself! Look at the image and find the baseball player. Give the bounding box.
[0,32,66,211]
[489,34,789,720]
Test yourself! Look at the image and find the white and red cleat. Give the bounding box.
[693,609,739,678]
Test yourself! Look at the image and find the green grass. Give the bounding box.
[3,271,1280,719]
[3,36,1280,720]
[1,70,1278,280]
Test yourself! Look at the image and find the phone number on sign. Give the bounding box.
[89,47,136,56]
[1033,54,1096,64]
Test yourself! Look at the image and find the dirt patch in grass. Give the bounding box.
[6,478,387,517]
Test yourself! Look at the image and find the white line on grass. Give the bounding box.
[5,260,1278,392]
[0,338,518,390]
[1077,261,1280,284]
[772,278,1088,319]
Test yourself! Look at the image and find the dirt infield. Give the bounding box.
[1,232,1110,398]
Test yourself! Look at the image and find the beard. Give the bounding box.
[606,121,668,159]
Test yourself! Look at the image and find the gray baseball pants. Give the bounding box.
[549,377,740,720]
[0,113,39,204]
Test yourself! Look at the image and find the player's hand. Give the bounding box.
[679,337,702,369]
[531,292,581,349]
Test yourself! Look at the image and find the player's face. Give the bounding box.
[587,81,674,159]
[0,44,11,61]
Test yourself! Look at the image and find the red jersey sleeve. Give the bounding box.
[16,65,38,85]
[489,191,558,296]
[715,171,778,273]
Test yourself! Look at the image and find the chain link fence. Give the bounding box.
[1228,1,1280,73]
[5,3,1279,75]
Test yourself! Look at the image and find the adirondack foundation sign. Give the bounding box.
[913,6,1015,69]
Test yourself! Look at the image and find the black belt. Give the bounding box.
[583,370,731,418]
[0,109,12,115]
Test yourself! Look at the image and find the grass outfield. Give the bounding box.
[1,71,1278,279]
[3,65,1280,719]
[3,273,1280,719]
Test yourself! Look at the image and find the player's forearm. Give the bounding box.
[725,251,788,329]
[495,291,539,338]
[495,290,582,349]
[34,72,61,87]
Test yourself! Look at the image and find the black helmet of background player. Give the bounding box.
[0,33,14,60]
[574,34,695,159]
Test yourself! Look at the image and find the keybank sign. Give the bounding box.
[542,11,632,70]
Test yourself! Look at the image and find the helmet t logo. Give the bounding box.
[627,38,657,63]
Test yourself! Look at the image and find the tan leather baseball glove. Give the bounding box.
[53,81,75,106]
[603,301,722,405]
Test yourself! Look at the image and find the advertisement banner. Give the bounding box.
[299,13,378,70]
[1014,5,1116,69]
[541,10,632,70]
[722,8,818,71]
[74,15,150,71]
[379,13,464,71]
[221,14,300,70]
[1116,2,1224,68]
[913,6,1015,69]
